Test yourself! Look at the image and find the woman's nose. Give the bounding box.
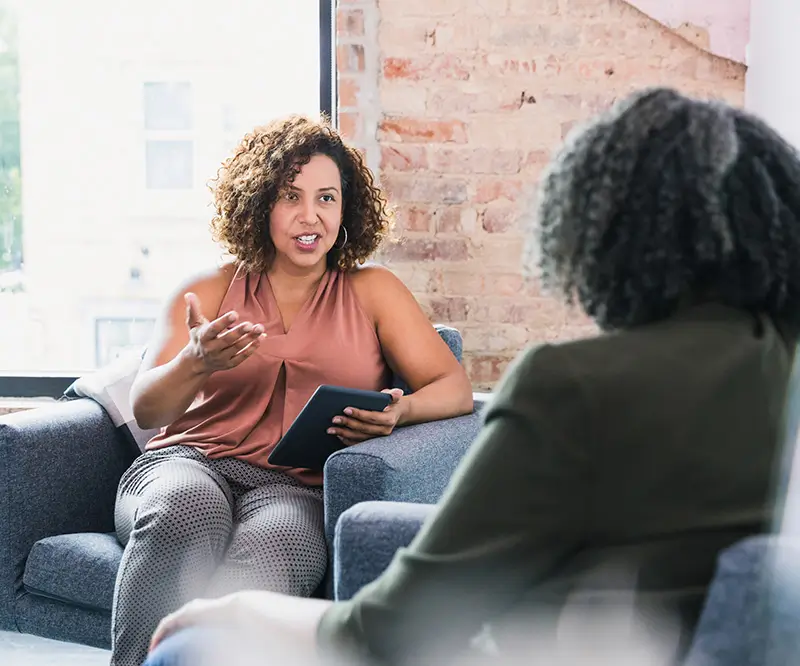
[299,199,317,223]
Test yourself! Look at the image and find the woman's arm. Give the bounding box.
[317,344,590,664]
[350,266,474,426]
[130,263,262,429]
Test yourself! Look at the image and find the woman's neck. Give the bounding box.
[267,257,328,298]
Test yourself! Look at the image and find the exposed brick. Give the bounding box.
[522,149,551,170]
[467,117,562,148]
[429,148,522,175]
[436,207,477,234]
[561,0,614,18]
[386,238,470,262]
[582,22,639,50]
[338,44,365,73]
[357,0,747,390]
[380,0,470,18]
[484,272,526,296]
[380,145,428,172]
[441,268,485,296]
[482,54,539,77]
[338,9,365,37]
[383,55,471,81]
[475,178,525,204]
[383,175,469,204]
[378,118,468,143]
[463,353,514,389]
[508,0,558,15]
[394,205,433,232]
[382,83,427,114]
[385,263,441,293]
[561,120,579,139]
[478,236,525,268]
[487,23,580,50]
[462,325,532,353]
[470,298,567,328]
[338,77,360,108]
[424,295,471,322]
[428,23,486,51]
[426,88,518,115]
[338,111,359,140]
[482,203,518,233]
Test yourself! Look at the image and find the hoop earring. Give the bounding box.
[334,225,348,250]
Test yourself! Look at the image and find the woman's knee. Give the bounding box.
[133,472,233,542]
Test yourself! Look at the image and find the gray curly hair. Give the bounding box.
[529,87,800,330]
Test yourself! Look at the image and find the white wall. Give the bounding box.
[745,0,800,148]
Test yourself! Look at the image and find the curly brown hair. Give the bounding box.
[209,115,393,272]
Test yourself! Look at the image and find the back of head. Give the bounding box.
[531,87,800,331]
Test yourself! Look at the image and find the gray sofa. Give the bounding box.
[0,327,490,649]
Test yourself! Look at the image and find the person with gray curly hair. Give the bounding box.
[142,88,800,666]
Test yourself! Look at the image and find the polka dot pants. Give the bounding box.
[110,445,326,666]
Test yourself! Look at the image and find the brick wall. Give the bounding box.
[338,0,746,390]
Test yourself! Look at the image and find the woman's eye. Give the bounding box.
[284,192,298,201]
[320,194,335,203]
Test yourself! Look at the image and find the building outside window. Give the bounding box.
[0,0,328,391]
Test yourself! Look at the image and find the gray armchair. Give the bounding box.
[0,327,489,649]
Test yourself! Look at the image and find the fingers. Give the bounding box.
[381,388,404,405]
[328,416,392,438]
[215,321,265,347]
[228,337,262,367]
[333,428,372,444]
[184,292,208,330]
[149,611,183,653]
[198,310,240,343]
[340,406,395,426]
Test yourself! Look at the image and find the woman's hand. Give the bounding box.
[328,388,406,445]
[184,292,266,374]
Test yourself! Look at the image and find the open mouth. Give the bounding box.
[294,234,320,246]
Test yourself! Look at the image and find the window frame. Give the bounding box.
[0,0,337,399]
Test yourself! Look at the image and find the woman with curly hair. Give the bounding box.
[144,88,800,666]
[109,115,474,666]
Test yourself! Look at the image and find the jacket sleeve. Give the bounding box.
[317,343,591,665]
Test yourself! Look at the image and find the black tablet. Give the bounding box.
[267,385,392,470]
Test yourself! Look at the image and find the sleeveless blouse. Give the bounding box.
[145,266,392,485]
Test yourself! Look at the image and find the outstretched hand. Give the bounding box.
[327,388,406,445]
[184,292,266,374]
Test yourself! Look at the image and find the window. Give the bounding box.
[143,82,192,131]
[95,317,157,367]
[0,0,334,397]
[144,82,194,189]
[145,140,194,189]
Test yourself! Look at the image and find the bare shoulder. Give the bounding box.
[348,264,420,325]
[349,263,408,294]
[165,261,238,321]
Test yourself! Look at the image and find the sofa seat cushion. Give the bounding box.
[23,532,123,612]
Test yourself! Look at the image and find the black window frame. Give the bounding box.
[0,0,337,400]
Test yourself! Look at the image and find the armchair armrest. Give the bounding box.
[323,393,490,551]
[0,398,137,630]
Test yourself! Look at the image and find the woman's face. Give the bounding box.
[268,153,344,273]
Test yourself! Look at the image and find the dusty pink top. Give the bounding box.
[146,266,392,485]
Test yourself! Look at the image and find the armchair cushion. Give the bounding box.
[0,398,135,632]
[23,533,122,613]
[333,501,435,601]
